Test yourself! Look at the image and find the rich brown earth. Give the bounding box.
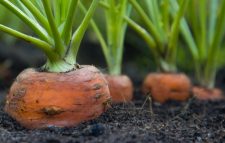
[1,42,225,142]
[0,90,225,143]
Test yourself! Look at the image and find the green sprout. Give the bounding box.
[179,0,225,88]
[126,0,189,72]
[0,0,99,72]
[79,0,131,75]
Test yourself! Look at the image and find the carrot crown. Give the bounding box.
[180,0,225,88]
[0,0,99,72]
[127,0,189,72]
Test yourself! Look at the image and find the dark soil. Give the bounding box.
[1,42,225,142]
[0,91,225,143]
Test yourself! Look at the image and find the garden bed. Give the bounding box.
[0,91,225,143]
[0,1,225,142]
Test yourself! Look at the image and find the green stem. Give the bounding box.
[113,1,131,75]
[20,0,52,37]
[60,0,71,24]
[105,0,116,63]
[208,0,218,49]
[43,0,65,56]
[79,2,111,70]
[204,0,225,89]
[199,0,207,60]
[65,0,99,65]
[0,24,53,58]
[161,0,170,33]
[171,0,198,61]
[103,0,128,75]
[91,19,112,70]
[190,1,201,60]
[53,0,61,26]
[125,16,156,53]
[125,16,160,67]
[166,0,189,71]
[43,59,75,73]
[146,0,166,44]
[61,0,78,45]
[0,24,75,73]
[31,0,46,15]
[99,1,109,9]
[14,0,37,22]
[129,0,162,49]
[0,0,50,43]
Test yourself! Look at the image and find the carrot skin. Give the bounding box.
[5,65,111,129]
[192,86,224,101]
[104,75,133,104]
[142,73,191,103]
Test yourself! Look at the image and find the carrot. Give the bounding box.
[5,66,111,129]
[142,73,191,103]
[127,0,191,103]
[80,1,133,104]
[105,75,133,103]
[181,0,225,102]
[0,0,108,128]
[192,86,224,101]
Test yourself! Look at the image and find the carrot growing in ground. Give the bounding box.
[0,0,111,129]
[179,0,225,100]
[79,0,133,103]
[127,0,191,103]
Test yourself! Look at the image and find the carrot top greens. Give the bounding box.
[126,0,189,72]
[0,0,99,72]
[180,0,225,88]
[80,0,131,75]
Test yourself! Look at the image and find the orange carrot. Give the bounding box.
[192,86,224,101]
[104,75,133,103]
[5,65,111,129]
[142,73,191,103]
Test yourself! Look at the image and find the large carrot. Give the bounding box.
[5,66,110,129]
[0,0,111,129]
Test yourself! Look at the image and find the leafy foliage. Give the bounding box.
[0,0,99,72]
